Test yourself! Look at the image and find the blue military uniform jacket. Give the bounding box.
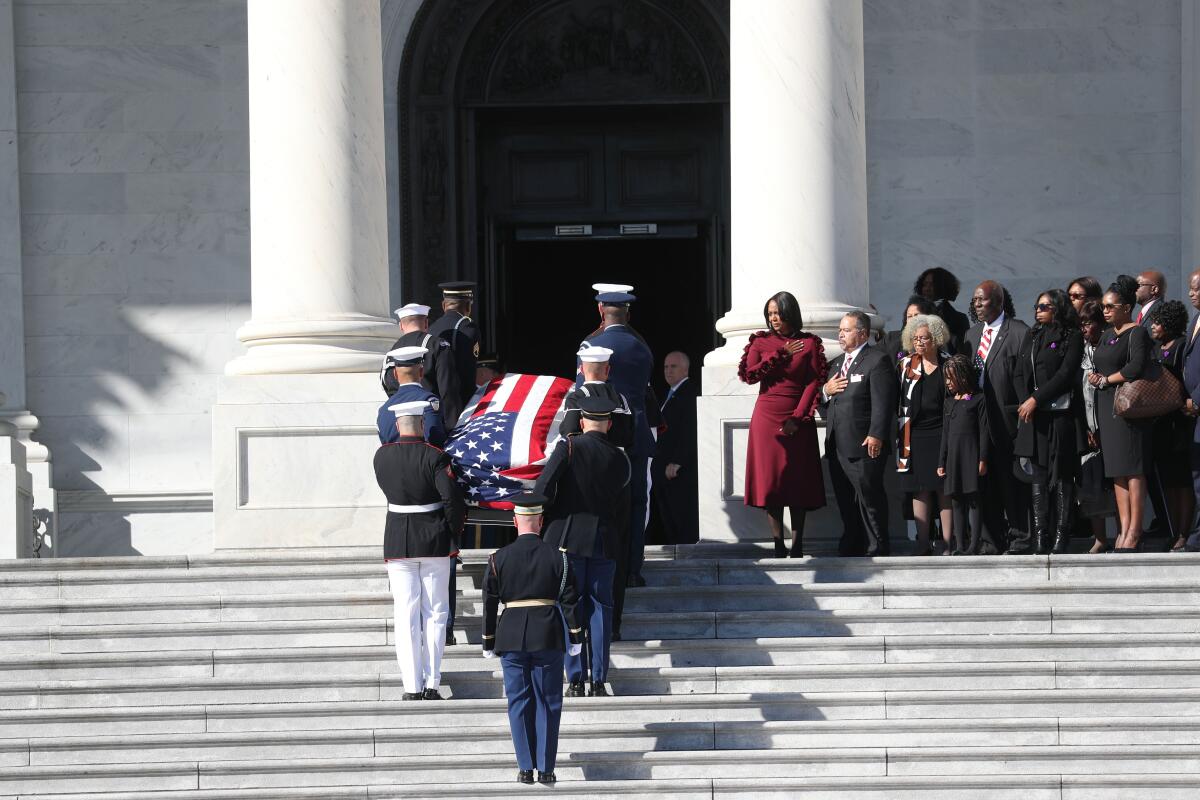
[579,324,655,458]
[377,384,446,447]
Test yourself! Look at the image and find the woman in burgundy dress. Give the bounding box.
[739,291,828,557]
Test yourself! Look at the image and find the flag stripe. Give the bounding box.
[511,375,554,468]
[528,380,569,464]
[501,374,537,413]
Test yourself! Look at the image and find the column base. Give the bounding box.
[0,410,56,556]
[226,316,398,376]
[212,373,387,549]
[0,432,34,559]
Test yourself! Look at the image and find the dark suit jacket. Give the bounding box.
[381,330,462,428]
[1137,300,1159,333]
[535,431,631,560]
[656,377,697,470]
[482,533,583,654]
[1184,314,1200,442]
[821,345,897,459]
[964,316,1030,448]
[579,324,655,458]
[429,309,479,407]
[373,436,465,559]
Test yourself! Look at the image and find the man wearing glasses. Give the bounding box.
[1135,271,1166,333]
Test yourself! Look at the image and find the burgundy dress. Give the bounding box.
[739,331,827,509]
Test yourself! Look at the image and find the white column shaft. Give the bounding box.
[229,0,395,375]
[710,0,869,369]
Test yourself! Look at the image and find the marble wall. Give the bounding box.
[14,0,249,554]
[864,0,1184,328]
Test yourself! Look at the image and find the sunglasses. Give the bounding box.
[1034,303,1053,312]
[1101,302,1126,311]
[1068,292,1087,300]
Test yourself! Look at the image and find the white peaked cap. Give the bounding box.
[592,282,634,293]
[390,401,429,417]
[385,345,427,366]
[577,345,614,363]
[394,303,431,320]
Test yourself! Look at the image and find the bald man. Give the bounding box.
[652,352,698,544]
[1135,270,1166,332]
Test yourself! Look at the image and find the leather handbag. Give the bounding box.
[1113,362,1184,419]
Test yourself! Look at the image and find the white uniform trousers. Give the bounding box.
[386,557,452,694]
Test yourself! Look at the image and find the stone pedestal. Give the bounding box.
[699,0,869,542]
[213,1,393,548]
[0,418,33,559]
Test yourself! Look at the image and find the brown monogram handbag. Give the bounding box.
[1113,362,1184,419]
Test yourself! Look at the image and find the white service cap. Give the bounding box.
[385,346,427,366]
[577,345,614,363]
[394,303,431,320]
[591,282,634,293]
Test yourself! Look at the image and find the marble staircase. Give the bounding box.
[1,546,1200,798]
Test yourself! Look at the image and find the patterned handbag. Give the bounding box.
[1113,362,1184,419]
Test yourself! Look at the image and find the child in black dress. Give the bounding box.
[938,355,991,555]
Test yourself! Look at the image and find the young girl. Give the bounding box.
[938,355,991,555]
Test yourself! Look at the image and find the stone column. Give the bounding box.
[213,0,394,548]
[1183,0,1200,285]
[225,0,395,376]
[698,0,869,542]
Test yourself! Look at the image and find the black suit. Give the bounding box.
[373,436,465,559]
[652,377,699,544]
[482,534,583,653]
[381,330,463,429]
[821,344,896,556]
[429,309,479,409]
[964,315,1031,553]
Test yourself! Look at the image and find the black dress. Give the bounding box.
[1092,325,1151,478]
[896,359,946,493]
[1013,325,1085,486]
[939,395,991,496]
[1152,338,1193,489]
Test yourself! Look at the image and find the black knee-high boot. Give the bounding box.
[1030,482,1052,555]
[1052,482,1074,554]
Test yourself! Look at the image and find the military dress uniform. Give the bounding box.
[559,346,634,450]
[374,400,465,699]
[482,492,583,785]
[381,303,463,430]
[428,281,479,410]
[377,348,447,448]
[535,396,631,697]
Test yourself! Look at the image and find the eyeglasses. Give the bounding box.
[1101,303,1125,311]
[1068,292,1086,300]
[912,335,932,343]
[1034,303,1053,312]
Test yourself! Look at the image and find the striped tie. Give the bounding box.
[974,327,994,386]
[839,355,852,379]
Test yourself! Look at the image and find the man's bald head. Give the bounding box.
[1136,270,1165,306]
[663,351,689,388]
[1188,268,1200,311]
[972,281,1005,324]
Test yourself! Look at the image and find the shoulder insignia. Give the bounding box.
[429,398,440,412]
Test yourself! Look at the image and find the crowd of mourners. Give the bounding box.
[741,267,1200,558]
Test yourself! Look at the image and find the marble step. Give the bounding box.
[23,716,1200,768]
[5,745,1200,794]
[22,659,1200,708]
[6,552,1200,602]
[9,688,1200,739]
[6,631,1200,683]
[8,579,1200,628]
[22,773,1200,800]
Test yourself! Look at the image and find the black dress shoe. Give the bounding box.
[517,770,534,784]
[565,680,587,697]
[589,682,609,697]
[421,688,443,700]
[445,631,457,646]
[401,692,423,701]
[538,771,556,785]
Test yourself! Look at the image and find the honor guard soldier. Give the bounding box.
[582,288,656,596]
[535,395,631,698]
[559,345,634,449]
[376,346,447,447]
[374,400,465,701]
[429,281,480,410]
[382,303,463,429]
[482,491,584,786]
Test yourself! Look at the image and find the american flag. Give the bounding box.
[447,373,574,509]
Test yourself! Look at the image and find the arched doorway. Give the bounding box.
[398,0,730,378]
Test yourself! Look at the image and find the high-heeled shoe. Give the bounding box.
[788,534,804,559]
[772,537,787,558]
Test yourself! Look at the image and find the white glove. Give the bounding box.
[482,650,495,659]
[567,643,582,657]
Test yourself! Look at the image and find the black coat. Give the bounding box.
[373,436,465,559]
[655,378,698,469]
[535,431,631,560]
[482,533,584,654]
[429,309,479,408]
[963,316,1030,450]
[939,395,991,496]
[652,377,699,544]
[559,381,634,450]
[934,299,970,353]
[822,345,897,458]
[381,330,463,429]
[1013,325,1087,480]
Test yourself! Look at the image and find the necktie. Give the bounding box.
[839,354,853,379]
[974,327,994,386]
[1192,315,1200,343]
[1136,309,1144,324]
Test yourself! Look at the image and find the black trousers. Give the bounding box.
[981,448,1029,553]
[828,441,890,557]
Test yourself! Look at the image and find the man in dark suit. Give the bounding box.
[580,291,654,587]
[1135,270,1166,332]
[535,395,630,697]
[821,311,896,557]
[428,281,480,413]
[1181,269,1200,551]
[481,491,583,786]
[963,280,1030,554]
[652,351,698,544]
